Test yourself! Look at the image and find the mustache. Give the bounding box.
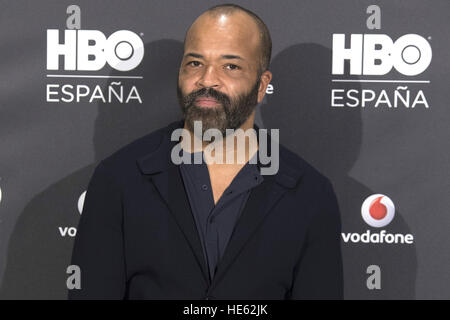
[182,87,231,108]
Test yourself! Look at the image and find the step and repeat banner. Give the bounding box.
[0,0,449,299]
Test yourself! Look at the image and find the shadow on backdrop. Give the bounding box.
[260,43,417,299]
[0,39,184,299]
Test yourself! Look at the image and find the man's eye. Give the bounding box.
[187,61,201,67]
[225,64,240,70]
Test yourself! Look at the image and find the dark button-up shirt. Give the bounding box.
[179,149,263,282]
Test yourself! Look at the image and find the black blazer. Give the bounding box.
[68,120,343,300]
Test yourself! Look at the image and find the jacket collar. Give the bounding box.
[136,119,304,189]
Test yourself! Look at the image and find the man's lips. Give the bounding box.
[195,97,221,108]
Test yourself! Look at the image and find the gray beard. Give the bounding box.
[177,79,260,137]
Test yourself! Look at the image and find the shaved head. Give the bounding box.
[184,4,272,74]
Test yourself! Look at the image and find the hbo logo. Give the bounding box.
[332,34,432,76]
[47,29,144,71]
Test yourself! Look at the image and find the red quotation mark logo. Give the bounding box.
[361,194,395,228]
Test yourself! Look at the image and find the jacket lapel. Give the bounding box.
[137,121,210,286]
[209,134,304,291]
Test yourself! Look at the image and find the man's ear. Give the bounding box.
[257,70,273,103]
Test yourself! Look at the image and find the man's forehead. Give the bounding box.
[184,12,260,54]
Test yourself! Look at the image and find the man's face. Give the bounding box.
[177,12,270,137]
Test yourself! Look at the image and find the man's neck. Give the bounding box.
[181,114,258,166]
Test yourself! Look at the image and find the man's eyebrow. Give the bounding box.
[184,52,204,59]
[183,53,245,61]
[221,54,244,61]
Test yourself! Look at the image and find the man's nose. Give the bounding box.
[197,65,220,89]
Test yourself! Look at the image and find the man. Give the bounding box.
[69,4,343,300]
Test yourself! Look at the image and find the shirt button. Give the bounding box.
[202,184,208,191]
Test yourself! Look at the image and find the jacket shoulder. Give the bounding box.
[96,121,178,174]
[278,143,332,190]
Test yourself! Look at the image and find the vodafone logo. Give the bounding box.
[58,190,85,238]
[342,193,413,245]
[78,191,86,215]
[361,194,395,228]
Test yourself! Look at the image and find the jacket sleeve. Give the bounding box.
[67,161,126,299]
[289,178,344,300]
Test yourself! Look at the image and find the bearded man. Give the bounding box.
[69,4,343,300]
